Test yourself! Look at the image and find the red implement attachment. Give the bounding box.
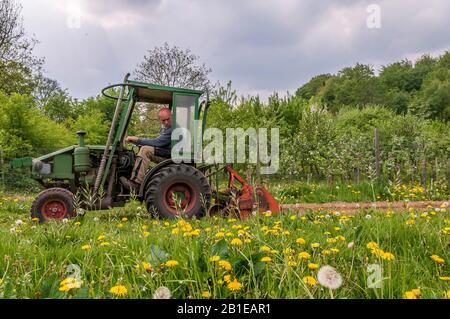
[225,165,280,219]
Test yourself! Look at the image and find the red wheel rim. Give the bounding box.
[162,182,197,216]
[41,200,67,220]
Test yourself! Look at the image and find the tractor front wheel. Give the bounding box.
[31,188,75,223]
[145,164,211,219]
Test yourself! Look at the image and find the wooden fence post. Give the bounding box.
[0,149,4,187]
[374,128,381,178]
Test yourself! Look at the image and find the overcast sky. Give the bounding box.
[19,0,450,100]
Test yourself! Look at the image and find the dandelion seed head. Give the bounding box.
[317,265,343,290]
[153,286,172,299]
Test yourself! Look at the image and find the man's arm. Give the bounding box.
[130,128,172,148]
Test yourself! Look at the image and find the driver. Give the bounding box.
[119,108,172,192]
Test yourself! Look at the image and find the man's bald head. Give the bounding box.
[159,108,172,128]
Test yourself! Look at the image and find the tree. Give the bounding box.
[67,109,109,145]
[0,0,42,69]
[134,42,212,91]
[0,0,64,99]
[295,74,332,100]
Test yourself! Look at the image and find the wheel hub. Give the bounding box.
[163,182,196,215]
[42,200,67,220]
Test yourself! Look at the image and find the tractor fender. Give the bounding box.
[138,158,195,198]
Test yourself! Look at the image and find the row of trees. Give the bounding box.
[296,53,450,120]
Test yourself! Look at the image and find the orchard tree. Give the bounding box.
[134,42,212,91]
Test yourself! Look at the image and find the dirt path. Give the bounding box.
[281,200,449,214]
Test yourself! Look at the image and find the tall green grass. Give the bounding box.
[0,195,448,299]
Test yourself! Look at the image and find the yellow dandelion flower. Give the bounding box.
[215,232,225,238]
[223,274,231,283]
[59,277,82,292]
[110,285,128,297]
[303,276,317,286]
[299,252,311,260]
[261,256,272,263]
[100,242,110,247]
[227,279,242,292]
[121,217,128,222]
[321,249,331,256]
[81,244,91,251]
[97,235,106,241]
[32,217,39,222]
[74,222,81,226]
[143,231,150,237]
[404,291,415,299]
[263,211,272,217]
[190,229,201,237]
[209,255,221,262]
[218,260,232,272]
[117,223,124,229]
[308,263,319,270]
[381,252,395,261]
[296,238,306,245]
[366,242,378,250]
[311,243,320,248]
[447,290,450,299]
[411,288,421,297]
[260,245,272,253]
[165,260,179,267]
[142,262,152,272]
[431,255,445,264]
[439,276,450,281]
[244,239,252,244]
[230,238,243,246]
[201,291,211,298]
[288,261,298,267]
[283,248,294,255]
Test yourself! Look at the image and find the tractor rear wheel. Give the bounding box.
[31,188,75,223]
[145,164,211,219]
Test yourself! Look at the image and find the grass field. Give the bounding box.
[0,193,449,299]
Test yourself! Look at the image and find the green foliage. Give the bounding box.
[67,109,109,145]
[40,91,76,123]
[0,92,72,158]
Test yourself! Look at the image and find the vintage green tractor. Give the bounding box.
[11,74,280,222]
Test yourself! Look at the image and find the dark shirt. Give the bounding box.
[135,127,172,158]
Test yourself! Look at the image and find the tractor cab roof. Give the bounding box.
[102,79,204,105]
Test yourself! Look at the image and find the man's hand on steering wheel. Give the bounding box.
[126,136,139,143]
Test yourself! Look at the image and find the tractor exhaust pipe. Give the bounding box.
[94,73,130,193]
